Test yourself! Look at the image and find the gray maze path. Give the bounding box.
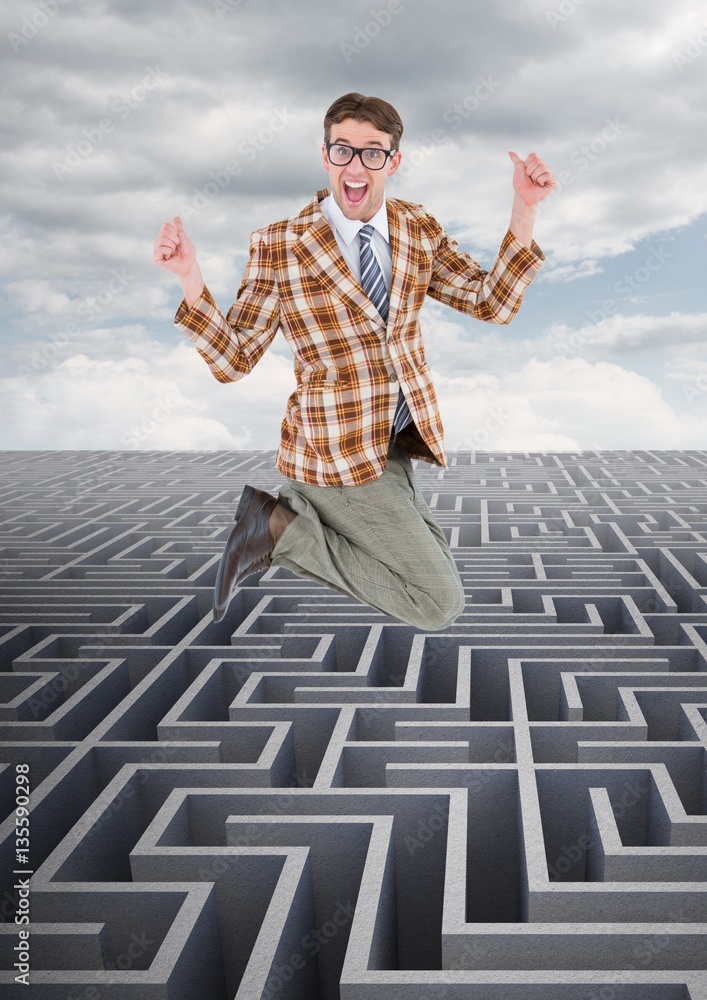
[0,448,706,999]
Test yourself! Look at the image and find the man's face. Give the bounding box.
[321,117,402,222]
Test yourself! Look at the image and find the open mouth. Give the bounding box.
[343,180,368,206]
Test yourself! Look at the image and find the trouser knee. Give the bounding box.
[413,579,465,631]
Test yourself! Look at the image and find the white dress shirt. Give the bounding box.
[320,191,415,433]
[319,193,392,294]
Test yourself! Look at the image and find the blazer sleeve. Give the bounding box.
[174,230,280,383]
[426,224,546,325]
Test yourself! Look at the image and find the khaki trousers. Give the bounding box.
[271,443,465,630]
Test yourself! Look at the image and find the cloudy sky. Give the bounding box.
[2,0,706,453]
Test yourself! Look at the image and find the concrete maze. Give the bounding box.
[0,448,706,998]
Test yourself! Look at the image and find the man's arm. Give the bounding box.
[153,216,280,383]
[425,150,556,324]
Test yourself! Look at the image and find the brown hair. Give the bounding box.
[323,92,403,149]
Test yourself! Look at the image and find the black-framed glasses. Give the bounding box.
[325,143,397,170]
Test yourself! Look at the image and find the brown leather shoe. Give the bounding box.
[212,485,278,622]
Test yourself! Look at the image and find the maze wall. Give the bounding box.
[1,448,706,999]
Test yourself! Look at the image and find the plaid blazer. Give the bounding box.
[175,188,545,486]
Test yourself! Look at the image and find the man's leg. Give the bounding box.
[271,444,465,630]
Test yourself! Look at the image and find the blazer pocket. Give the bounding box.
[298,381,359,459]
[297,370,351,389]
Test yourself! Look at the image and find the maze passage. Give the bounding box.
[0,448,706,999]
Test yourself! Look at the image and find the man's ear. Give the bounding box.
[321,144,331,173]
[387,150,403,177]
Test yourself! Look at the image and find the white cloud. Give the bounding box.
[3,323,704,453]
[539,259,603,283]
[436,356,707,451]
[3,279,74,317]
[537,311,707,357]
[417,304,707,386]
[0,327,296,451]
[3,0,707,455]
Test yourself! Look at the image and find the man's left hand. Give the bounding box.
[508,151,557,206]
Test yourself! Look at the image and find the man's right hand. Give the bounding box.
[153,216,205,308]
[153,216,196,277]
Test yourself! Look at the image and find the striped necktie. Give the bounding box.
[359,224,412,434]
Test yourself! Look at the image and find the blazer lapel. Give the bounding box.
[291,192,422,330]
[292,207,382,326]
[387,200,422,334]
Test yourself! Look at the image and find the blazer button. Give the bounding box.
[389,374,398,382]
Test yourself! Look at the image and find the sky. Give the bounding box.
[1,0,706,453]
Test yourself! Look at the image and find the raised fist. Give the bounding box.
[152,216,196,276]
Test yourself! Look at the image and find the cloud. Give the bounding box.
[537,311,707,357]
[437,356,707,451]
[2,322,705,453]
[4,0,707,259]
[418,304,707,375]
[1,326,296,451]
[2,0,707,453]
[540,260,603,283]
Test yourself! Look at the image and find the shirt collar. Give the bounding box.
[323,192,389,246]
